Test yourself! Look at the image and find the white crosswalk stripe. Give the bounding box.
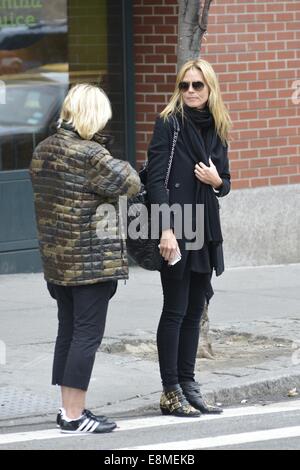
[0,400,300,447]
[121,426,300,450]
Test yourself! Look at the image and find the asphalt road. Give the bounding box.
[0,399,300,451]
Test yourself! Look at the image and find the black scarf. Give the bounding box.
[179,105,225,244]
[183,104,213,130]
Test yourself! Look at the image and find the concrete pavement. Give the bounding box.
[0,263,299,427]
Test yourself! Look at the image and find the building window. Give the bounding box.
[0,0,127,171]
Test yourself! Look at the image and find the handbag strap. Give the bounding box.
[141,115,180,186]
[164,115,180,189]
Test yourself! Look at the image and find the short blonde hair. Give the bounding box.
[160,59,232,144]
[60,84,112,140]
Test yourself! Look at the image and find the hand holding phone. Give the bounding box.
[168,250,182,266]
[158,244,182,266]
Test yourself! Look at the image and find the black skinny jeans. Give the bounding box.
[157,270,207,388]
[47,281,117,391]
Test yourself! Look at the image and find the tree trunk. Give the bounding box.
[177,0,213,70]
[198,301,215,359]
[177,0,215,359]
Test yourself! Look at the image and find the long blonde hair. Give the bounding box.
[160,59,232,144]
[60,84,112,140]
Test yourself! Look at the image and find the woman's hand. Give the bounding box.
[159,229,180,262]
[194,158,223,189]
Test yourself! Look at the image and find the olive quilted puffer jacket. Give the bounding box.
[30,127,141,285]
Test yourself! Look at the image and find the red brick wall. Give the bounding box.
[133,0,300,189]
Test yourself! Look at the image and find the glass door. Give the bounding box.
[0,0,132,274]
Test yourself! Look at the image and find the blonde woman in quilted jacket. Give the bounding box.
[30,84,140,434]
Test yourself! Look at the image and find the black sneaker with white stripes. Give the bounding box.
[59,410,117,434]
[56,408,115,428]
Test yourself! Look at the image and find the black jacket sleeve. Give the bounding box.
[214,144,231,198]
[147,116,173,231]
[147,116,171,204]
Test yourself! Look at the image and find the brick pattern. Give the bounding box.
[133,0,178,165]
[133,0,300,189]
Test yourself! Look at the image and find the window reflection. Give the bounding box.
[0,0,126,171]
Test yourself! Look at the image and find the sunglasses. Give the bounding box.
[178,81,205,91]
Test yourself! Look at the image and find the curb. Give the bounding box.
[113,372,300,415]
[1,373,300,430]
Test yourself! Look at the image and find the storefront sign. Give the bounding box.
[0,1,43,28]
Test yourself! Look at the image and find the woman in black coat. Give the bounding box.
[147,59,232,417]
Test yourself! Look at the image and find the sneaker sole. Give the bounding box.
[60,425,117,434]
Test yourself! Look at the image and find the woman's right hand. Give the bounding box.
[159,229,180,262]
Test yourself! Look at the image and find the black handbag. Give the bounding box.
[126,116,180,270]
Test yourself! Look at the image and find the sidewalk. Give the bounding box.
[0,264,300,427]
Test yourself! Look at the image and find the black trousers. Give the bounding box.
[157,270,207,387]
[47,280,117,391]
